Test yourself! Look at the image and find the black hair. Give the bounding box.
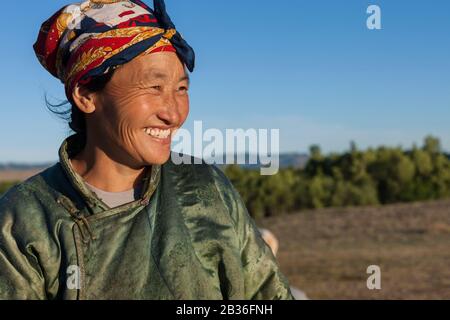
[45,69,116,145]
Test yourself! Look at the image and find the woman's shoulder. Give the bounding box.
[163,155,237,195]
[162,155,247,229]
[0,163,65,220]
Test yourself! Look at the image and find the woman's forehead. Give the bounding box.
[115,52,188,81]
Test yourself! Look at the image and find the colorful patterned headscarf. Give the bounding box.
[33,0,195,97]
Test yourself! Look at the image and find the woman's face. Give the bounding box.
[86,51,190,167]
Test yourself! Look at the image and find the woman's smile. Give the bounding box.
[142,126,177,145]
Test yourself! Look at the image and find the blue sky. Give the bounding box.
[0,0,449,163]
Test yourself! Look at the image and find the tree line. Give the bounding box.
[224,136,450,219]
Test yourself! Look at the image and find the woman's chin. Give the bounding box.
[141,148,171,165]
[148,155,171,165]
[135,132,173,165]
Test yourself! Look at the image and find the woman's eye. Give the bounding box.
[151,85,162,90]
[178,86,189,93]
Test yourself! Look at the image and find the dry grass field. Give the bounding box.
[0,169,46,183]
[259,200,450,300]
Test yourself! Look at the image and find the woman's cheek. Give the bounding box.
[117,97,149,125]
[178,95,190,122]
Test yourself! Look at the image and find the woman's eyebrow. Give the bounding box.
[179,74,190,84]
[144,70,190,84]
[146,70,168,80]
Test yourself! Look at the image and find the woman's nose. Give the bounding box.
[156,94,181,126]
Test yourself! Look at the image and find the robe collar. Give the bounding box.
[58,134,161,214]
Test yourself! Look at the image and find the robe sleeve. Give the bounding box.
[211,166,295,300]
[0,187,48,300]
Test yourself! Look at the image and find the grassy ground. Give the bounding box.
[0,169,44,183]
[259,199,450,299]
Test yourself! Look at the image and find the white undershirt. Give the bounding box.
[84,181,143,208]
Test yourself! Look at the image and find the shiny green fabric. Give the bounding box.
[0,135,294,300]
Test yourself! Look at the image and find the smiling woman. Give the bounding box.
[70,52,190,189]
[0,0,293,300]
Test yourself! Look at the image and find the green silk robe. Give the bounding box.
[0,135,294,300]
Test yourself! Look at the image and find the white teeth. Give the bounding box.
[144,127,172,139]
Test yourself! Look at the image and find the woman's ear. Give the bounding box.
[72,84,97,114]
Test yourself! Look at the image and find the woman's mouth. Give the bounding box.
[143,127,177,144]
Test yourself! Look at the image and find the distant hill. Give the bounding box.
[209,153,309,170]
[0,154,309,171]
[0,162,55,171]
[0,162,55,183]
[0,153,309,182]
[279,153,309,169]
